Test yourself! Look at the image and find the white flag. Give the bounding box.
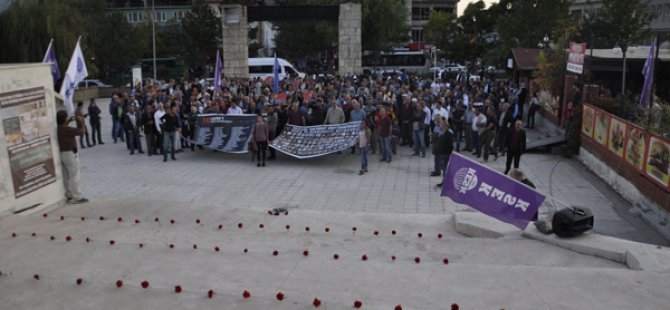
[59,39,88,115]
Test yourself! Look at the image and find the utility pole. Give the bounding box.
[152,0,157,81]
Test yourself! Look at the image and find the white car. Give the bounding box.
[248,57,305,81]
[77,79,111,89]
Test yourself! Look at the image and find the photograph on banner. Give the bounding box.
[582,105,595,138]
[566,42,586,74]
[593,109,609,146]
[191,114,257,153]
[645,136,670,188]
[1,87,57,198]
[624,125,648,171]
[440,153,546,230]
[607,117,626,157]
[270,122,360,159]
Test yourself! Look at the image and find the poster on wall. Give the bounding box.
[270,122,360,159]
[624,126,648,171]
[0,87,57,198]
[593,109,609,146]
[645,136,670,188]
[191,114,257,153]
[582,105,595,138]
[567,42,586,74]
[607,117,626,157]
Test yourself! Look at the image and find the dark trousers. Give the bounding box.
[268,131,276,158]
[155,132,163,154]
[454,127,463,152]
[256,141,267,163]
[90,121,102,144]
[401,121,412,146]
[127,129,143,153]
[472,131,481,156]
[505,150,522,174]
[495,128,508,151]
[424,125,430,146]
[145,131,156,155]
[527,105,538,128]
[79,128,91,147]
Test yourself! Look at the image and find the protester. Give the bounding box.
[123,105,144,155]
[481,105,498,163]
[324,99,345,125]
[411,101,427,157]
[377,106,392,163]
[527,92,539,129]
[435,117,454,187]
[75,101,92,149]
[153,103,166,155]
[504,120,526,175]
[358,121,371,175]
[87,98,103,145]
[160,104,179,162]
[141,103,157,156]
[56,110,88,204]
[251,114,269,167]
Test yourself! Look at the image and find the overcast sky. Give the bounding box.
[458,0,498,16]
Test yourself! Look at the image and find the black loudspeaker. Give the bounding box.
[552,207,594,237]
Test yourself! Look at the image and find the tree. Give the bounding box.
[579,0,656,49]
[181,0,222,78]
[423,11,464,63]
[360,0,409,58]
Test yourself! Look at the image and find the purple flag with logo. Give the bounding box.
[273,54,280,94]
[441,153,545,229]
[639,38,656,107]
[42,39,61,85]
[214,50,222,91]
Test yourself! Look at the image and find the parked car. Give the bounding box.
[77,79,111,89]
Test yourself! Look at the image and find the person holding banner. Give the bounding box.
[358,121,371,175]
[252,115,269,167]
[504,120,526,175]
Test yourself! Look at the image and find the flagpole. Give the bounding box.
[42,38,54,62]
[152,0,157,82]
[648,33,660,125]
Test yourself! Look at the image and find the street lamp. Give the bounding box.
[613,43,630,117]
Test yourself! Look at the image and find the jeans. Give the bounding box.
[112,120,124,142]
[482,130,496,161]
[412,129,425,155]
[454,127,463,152]
[360,146,368,170]
[256,141,267,163]
[163,131,176,160]
[127,129,143,153]
[380,137,392,161]
[505,150,522,174]
[464,124,473,151]
[472,131,481,156]
[90,121,102,144]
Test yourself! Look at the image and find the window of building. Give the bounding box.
[412,29,423,43]
[412,7,430,21]
[665,4,670,16]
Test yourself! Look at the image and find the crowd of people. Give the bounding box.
[68,72,539,192]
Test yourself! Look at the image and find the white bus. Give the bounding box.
[362,49,429,76]
[248,57,306,81]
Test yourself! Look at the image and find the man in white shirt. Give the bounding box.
[227,101,243,115]
[154,103,166,155]
[472,107,487,157]
[422,101,432,145]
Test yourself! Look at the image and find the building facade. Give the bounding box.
[569,0,670,38]
[106,0,192,26]
[407,0,460,44]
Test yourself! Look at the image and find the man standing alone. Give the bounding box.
[160,105,179,162]
[57,111,88,204]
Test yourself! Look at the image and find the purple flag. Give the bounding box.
[639,38,656,107]
[214,50,222,91]
[42,39,61,85]
[273,54,280,94]
[441,153,546,229]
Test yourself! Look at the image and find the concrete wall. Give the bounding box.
[218,5,249,78]
[338,3,362,76]
[0,63,65,217]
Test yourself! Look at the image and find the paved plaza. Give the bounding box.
[0,99,669,309]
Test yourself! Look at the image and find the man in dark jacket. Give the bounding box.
[141,103,157,156]
[495,103,514,154]
[504,120,526,175]
[435,119,454,188]
[87,98,104,145]
[123,105,144,155]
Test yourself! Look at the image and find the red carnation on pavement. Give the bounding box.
[395,305,403,310]
[85,237,90,243]
[76,278,83,286]
[117,217,123,222]
[170,219,175,224]
[414,257,421,264]
[81,217,85,221]
[99,216,105,221]
[154,217,159,222]
[242,290,251,299]
[303,250,309,256]
[135,219,140,224]
[208,290,215,298]
[276,292,285,301]
[238,223,243,229]
[193,244,198,250]
[305,226,310,232]
[259,224,264,229]
[244,248,248,253]
[11,233,16,238]
[42,213,47,218]
[141,280,149,289]
[391,256,396,261]
[352,227,357,232]
[109,240,115,245]
[175,285,182,293]
[333,254,339,260]
[284,211,289,215]
[443,258,449,265]
[33,274,40,280]
[214,246,220,252]
[273,250,279,256]
[31,233,36,237]
[325,227,330,232]
[139,243,144,248]
[451,304,459,310]
[218,224,223,230]
[354,300,363,308]
[169,244,174,249]
[267,210,273,215]
[60,216,64,221]
[417,233,423,238]
[116,280,123,288]
[285,225,290,230]
[391,230,396,235]
[373,231,379,236]
[438,233,443,239]
[361,254,368,261]
[196,219,201,224]
[50,236,55,241]
[66,236,72,242]
[313,298,322,307]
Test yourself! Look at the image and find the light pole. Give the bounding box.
[152,0,157,81]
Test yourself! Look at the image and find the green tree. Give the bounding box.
[360,0,409,58]
[181,0,222,78]
[579,0,656,49]
[274,20,337,61]
[423,11,464,63]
